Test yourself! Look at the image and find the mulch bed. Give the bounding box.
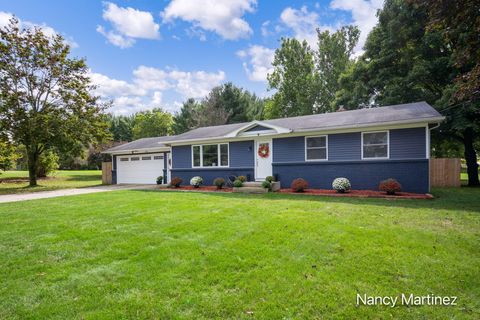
[157,185,433,199]
[278,188,433,199]
[159,185,233,192]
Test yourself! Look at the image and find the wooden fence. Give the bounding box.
[102,162,112,185]
[430,158,461,187]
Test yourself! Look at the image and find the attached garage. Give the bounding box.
[116,153,166,184]
[103,136,174,185]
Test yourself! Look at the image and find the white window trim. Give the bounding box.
[361,130,390,160]
[192,143,230,168]
[305,135,328,161]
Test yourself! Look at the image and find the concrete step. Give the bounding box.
[242,181,264,187]
[233,186,268,194]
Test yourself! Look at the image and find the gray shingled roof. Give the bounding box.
[166,101,443,142]
[105,102,443,152]
[103,136,175,153]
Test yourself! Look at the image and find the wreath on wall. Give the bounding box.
[258,143,270,158]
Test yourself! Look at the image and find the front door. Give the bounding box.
[255,139,272,180]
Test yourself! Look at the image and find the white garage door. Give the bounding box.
[117,153,165,184]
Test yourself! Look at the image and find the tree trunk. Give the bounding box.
[27,150,39,187]
[463,128,479,186]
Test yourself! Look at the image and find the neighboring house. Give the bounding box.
[104,102,444,193]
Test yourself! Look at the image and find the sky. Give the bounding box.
[0,0,383,115]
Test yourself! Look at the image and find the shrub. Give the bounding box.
[379,178,402,195]
[233,179,243,188]
[261,181,271,190]
[37,150,59,177]
[170,177,183,188]
[332,177,351,193]
[265,175,275,183]
[291,178,308,192]
[213,177,225,189]
[237,175,247,182]
[190,176,203,188]
[156,176,163,185]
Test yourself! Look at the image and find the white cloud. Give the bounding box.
[89,66,225,114]
[0,11,78,48]
[261,20,271,37]
[97,2,160,48]
[237,45,275,82]
[330,0,383,53]
[279,6,334,47]
[162,0,256,40]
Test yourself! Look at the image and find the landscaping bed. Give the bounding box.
[157,185,432,199]
[278,188,433,199]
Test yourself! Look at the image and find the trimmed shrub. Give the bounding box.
[156,176,163,185]
[237,175,247,182]
[37,150,59,177]
[233,179,243,188]
[291,178,308,192]
[261,180,271,190]
[213,177,225,189]
[332,177,351,193]
[190,176,203,188]
[265,175,275,183]
[379,178,402,195]
[170,177,183,188]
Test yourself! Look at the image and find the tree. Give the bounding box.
[0,139,19,172]
[267,38,319,118]
[108,114,135,142]
[0,18,109,186]
[334,0,479,186]
[316,26,359,112]
[172,98,201,134]
[132,108,173,139]
[409,0,480,185]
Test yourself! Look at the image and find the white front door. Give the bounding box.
[255,139,272,180]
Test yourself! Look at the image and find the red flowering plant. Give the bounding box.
[379,178,402,195]
[291,178,308,192]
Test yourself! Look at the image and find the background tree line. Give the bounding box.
[1,0,478,186]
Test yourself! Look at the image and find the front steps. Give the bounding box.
[233,181,281,194]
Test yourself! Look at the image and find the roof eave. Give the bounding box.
[165,116,445,145]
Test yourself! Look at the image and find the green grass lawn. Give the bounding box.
[0,170,102,195]
[0,188,479,319]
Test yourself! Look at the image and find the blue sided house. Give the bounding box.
[104,102,444,193]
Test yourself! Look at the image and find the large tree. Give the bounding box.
[335,0,479,186]
[132,108,173,139]
[410,0,480,185]
[267,38,319,118]
[108,114,135,142]
[0,18,109,186]
[172,98,202,134]
[316,26,359,112]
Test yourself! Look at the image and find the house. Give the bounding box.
[104,101,444,193]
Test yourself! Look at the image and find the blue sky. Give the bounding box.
[0,0,383,115]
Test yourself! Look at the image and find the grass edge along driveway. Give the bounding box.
[0,187,478,319]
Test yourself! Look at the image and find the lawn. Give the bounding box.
[0,188,479,319]
[0,170,102,195]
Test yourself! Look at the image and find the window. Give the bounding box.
[153,155,163,160]
[362,131,389,159]
[192,143,229,167]
[142,156,151,160]
[120,157,129,162]
[305,136,328,160]
[131,157,140,161]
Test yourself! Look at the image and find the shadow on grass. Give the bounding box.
[131,186,480,213]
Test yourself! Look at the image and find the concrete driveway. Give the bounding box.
[0,184,156,204]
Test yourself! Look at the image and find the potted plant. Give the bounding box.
[169,177,183,188]
[213,177,225,189]
[156,176,163,185]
